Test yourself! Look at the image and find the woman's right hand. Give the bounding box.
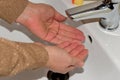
[45,42,88,74]
[16,2,85,44]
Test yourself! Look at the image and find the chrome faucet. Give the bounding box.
[65,0,120,30]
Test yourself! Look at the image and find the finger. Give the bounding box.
[65,57,78,72]
[60,23,84,35]
[59,23,85,42]
[56,34,81,44]
[77,60,84,67]
[54,11,67,22]
[64,43,79,52]
[70,45,85,56]
[59,29,84,41]
[58,41,71,48]
[77,49,88,61]
[70,57,84,68]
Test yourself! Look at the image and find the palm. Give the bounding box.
[17,3,85,44]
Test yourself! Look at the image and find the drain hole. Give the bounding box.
[47,71,69,80]
[88,35,93,43]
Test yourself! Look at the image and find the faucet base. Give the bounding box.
[99,18,119,31]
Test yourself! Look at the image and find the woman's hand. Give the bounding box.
[16,2,85,44]
[44,42,88,74]
[16,2,88,74]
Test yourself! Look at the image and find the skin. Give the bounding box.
[16,2,85,44]
[16,2,88,74]
[42,42,88,74]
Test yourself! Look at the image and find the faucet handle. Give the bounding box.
[103,0,118,9]
[104,0,112,4]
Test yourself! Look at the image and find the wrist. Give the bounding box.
[35,43,50,68]
[16,1,32,26]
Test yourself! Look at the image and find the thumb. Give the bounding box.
[78,60,84,67]
[65,66,75,73]
[65,60,84,73]
[72,57,84,68]
[54,11,66,22]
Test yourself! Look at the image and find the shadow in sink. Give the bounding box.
[0,20,53,45]
[0,68,48,80]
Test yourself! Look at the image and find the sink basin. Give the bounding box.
[0,0,120,80]
[74,22,120,80]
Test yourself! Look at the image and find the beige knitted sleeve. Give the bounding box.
[0,38,48,76]
[0,0,28,23]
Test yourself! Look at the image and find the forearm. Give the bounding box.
[0,0,28,23]
[0,38,48,76]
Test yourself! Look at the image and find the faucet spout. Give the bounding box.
[65,0,120,30]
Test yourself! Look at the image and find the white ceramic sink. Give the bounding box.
[75,22,120,80]
[0,0,120,80]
